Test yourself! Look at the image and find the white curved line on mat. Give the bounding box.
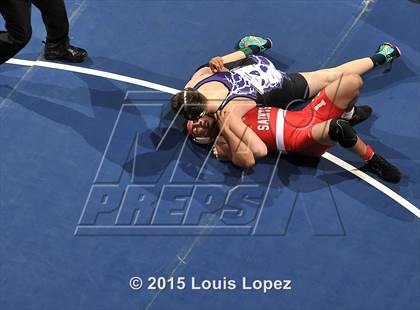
[322,153,419,217]
[6,58,419,218]
[6,58,179,94]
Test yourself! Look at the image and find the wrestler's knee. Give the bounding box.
[343,74,363,92]
[324,69,341,84]
[328,118,358,148]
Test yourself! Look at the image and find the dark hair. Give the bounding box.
[171,87,207,120]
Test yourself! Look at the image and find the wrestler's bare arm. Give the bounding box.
[227,113,267,158]
[213,110,267,168]
[209,51,247,72]
[213,127,266,163]
[220,98,263,156]
[216,110,256,169]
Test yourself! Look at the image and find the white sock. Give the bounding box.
[341,107,355,120]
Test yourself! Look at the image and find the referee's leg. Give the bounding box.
[0,0,32,64]
[31,0,68,44]
[32,0,87,63]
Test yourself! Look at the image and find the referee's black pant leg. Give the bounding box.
[0,0,32,64]
[32,0,69,44]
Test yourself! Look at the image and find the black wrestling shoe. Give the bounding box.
[44,40,88,63]
[367,153,401,183]
[348,105,372,125]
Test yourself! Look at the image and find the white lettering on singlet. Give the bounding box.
[257,107,271,131]
[314,100,327,111]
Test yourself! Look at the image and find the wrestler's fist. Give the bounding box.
[209,56,228,73]
[213,141,229,161]
[215,110,231,128]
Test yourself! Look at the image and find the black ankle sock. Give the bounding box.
[370,54,386,67]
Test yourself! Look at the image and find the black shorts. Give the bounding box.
[256,72,309,110]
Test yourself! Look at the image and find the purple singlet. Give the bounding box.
[193,55,288,110]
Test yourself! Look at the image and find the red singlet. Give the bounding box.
[242,89,345,157]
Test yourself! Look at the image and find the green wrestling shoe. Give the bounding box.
[236,35,272,53]
[376,42,401,63]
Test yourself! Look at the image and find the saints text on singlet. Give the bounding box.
[242,106,286,154]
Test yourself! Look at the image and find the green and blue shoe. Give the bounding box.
[376,42,401,63]
[236,35,272,53]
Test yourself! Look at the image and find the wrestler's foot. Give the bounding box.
[348,105,372,125]
[367,153,401,183]
[376,42,401,63]
[44,40,88,63]
[236,36,272,53]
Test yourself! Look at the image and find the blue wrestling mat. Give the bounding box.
[0,0,419,309]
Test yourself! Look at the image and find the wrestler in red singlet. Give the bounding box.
[243,89,345,157]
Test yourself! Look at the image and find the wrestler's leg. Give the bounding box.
[311,120,401,182]
[312,120,364,154]
[321,72,374,124]
[323,73,363,111]
[305,74,364,146]
[300,43,401,97]
[312,119,374,160]
[294,75,364,151]
[300,58,373,98]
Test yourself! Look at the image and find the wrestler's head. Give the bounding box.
[186,115,218,144]
[171,88,208,121]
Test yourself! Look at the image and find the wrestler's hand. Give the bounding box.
[213,144,228,161]
[213,138,230,161]
[209,56,228,73]
[215,110,232,129]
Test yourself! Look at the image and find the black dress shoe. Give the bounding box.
[44,40,88,63]
[348,105,373,126]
